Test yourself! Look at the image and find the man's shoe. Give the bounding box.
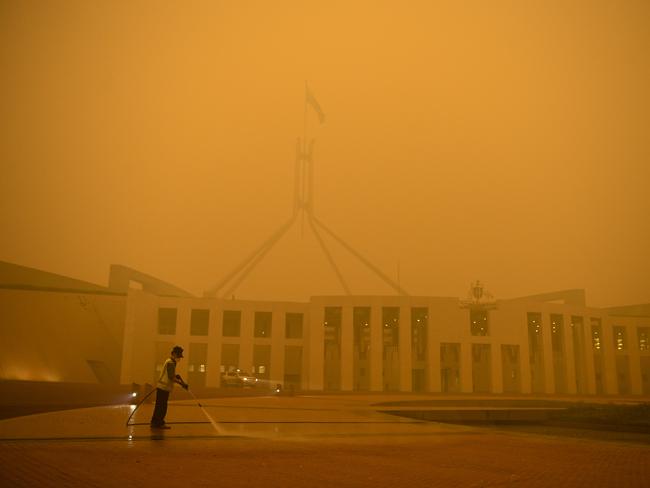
[150,424,171,429]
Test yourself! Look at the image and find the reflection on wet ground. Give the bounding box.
[0,394,648,444]
[0,394,470,442]
[2,394,649,488]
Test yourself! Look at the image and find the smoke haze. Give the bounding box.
[1,1,649,306]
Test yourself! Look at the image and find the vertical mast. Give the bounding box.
[301,81,309,236]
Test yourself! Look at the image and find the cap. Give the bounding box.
[171,345,184,358]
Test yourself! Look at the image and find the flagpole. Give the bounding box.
[302,81,309,237]
[303,81,308,149]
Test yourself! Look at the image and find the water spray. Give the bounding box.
[184,387,223,434]
[126,377,222,434]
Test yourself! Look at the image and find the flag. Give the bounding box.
[306,84,325,124]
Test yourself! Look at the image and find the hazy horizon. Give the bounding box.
[1,1,649,307]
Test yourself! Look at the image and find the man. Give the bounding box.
[150,345,188,429]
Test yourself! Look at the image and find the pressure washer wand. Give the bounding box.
[175,374,189,390]
[174,374,221,433]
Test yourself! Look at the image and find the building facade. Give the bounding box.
[120,289,650,396]
[2,261,647,396]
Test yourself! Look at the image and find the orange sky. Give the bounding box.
[1,0,648,306]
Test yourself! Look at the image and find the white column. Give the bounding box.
[542,313,555,394]
[629,326,643,394]
[428,341,441,392]
[601,321,617,394]
[564,314,577,395]
[169,302,188,381]
[271,307,284,387]
[206,301,222,387]
[398,306,412,392]
[176,302,191,338]
[583,319,597,394]
[370,304,383,391]
[520,331,532,394]
[307,304,324,390]
[491,343,503,393]
[340,305,354,391]
[460,343,473,393]
[239,308,254,373]
[427,304,441,392]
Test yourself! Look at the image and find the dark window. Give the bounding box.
[254,312,272,338]
[550,314,564,354]
[571,316,587,394]
[550,314,566,393]
[253,344,271,378]
[638,327,650,351]
[472,344,491,393]
[220,343,239,372]
[190,309,210,336]
[411,307,428,361]
[613,326,626,351]
[285,313,303,339]
[527,312,545,393]
[591,318,602,351]
[440,343,461,393]
[470,309,489,336]
[382,307,399,346]
[158,308,177,335]
[284,345,303,389]
[527,312,543,359]
[324,307,342,345]
[188,343,208,388]
[222,310,241,337]
[353,307,371,360]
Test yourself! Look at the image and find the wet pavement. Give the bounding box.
[1,394,649,486]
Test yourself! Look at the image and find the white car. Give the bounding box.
[221,370,258,388]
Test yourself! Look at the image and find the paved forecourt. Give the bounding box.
[0,394,649,487]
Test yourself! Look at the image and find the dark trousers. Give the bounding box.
[151,388,170,426]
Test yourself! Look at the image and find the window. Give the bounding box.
[571,316,587,394]
[220,344,239,373]
[222,310,241,337]
[440,343,460,393]
[324,307,342,344]
[382,307,399,346]
[353,307,371,359]
[411,307,428,361]
[527,312,545,393]
[254,312,272,338]
[638,327,650,351]
[253,344,271,379]
[550,314,566,393]
[158,308,177,335]
[472,344,491,393]
[190,309,209,336]
[284,345,303,389]
[591,318,602,351]
[470,309,489,336]
[285,313,303,339]
[613,326,626,351]
[550,314,564,354]
[188,343,208,388]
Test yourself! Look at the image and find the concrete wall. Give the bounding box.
[0,289,126,383]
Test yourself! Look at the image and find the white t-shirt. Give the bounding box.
[156,357,177,392]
